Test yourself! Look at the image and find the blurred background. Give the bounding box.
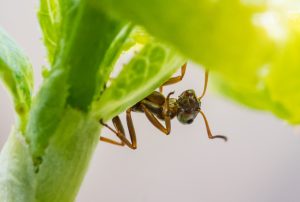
[1,1,300,202]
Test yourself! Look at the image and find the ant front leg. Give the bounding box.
[141,92,174,135]
[100,110,138,149]
[198,110,227,142]
[159,63,187,93]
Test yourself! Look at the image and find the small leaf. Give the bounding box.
[0,28,33,130]
[38,0,77,63]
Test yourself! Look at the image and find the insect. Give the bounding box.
[100,63,227,149]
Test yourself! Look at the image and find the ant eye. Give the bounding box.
[177,112,197,125]
[187,119,193,124]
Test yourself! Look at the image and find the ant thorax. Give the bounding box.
[176,89,201,124]
[167,98,179,119]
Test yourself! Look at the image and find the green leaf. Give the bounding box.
[94,0,300,123]
[38,0,60,63]
[266,26,300,124]
[63,4,126,111]
[93,41,185,121]
[0,28,33,130]
[96,23,134,97]
[38,0,77,63]
[212,13,300,124]
[93,0,271,69]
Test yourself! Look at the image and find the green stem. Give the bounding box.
[0,0,126,201]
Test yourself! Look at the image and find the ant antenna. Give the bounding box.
[198,70,209,100]
[198,110,227,141]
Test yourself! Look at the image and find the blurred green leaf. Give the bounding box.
[93,0,271,69]
[266,20,300,124]
[94,0,300,123]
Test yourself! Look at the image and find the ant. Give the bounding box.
[100,63,227,149]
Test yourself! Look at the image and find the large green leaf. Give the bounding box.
[266,20,300,124]
[94,0,270,67]
[0,28,33,130]
[211,10,300,123]
[93,0,300,123]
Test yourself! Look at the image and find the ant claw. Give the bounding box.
[212,135,228,142]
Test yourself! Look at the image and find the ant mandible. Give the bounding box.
[100,63,227,149]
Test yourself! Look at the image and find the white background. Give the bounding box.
[1,1,300,202]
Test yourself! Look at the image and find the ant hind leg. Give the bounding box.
[100,113,138,149]
[100,119,125,147]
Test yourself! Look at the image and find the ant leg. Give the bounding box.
[100,119,125,147]
[141,104,171,135]
[100,114,137,149]
[160,63,187,93]
[198,70,209,100]
[141,92,174,135]
[100,136,125,146]
[125,108,137,149]
[198,110,227,142]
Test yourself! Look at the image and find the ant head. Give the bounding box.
[176,89,201,124]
